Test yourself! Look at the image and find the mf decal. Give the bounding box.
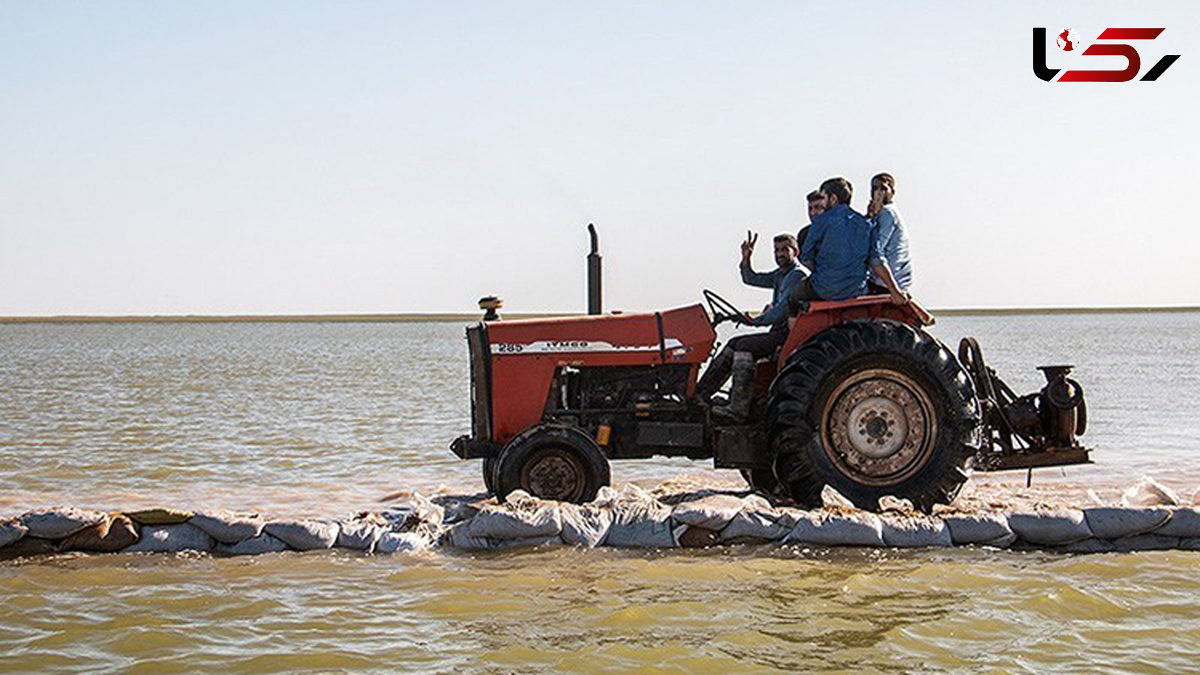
[491,338,685,355]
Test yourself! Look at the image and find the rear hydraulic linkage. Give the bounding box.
[958,337,1091,472]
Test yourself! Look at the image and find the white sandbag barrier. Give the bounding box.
[0,493,446,561]
[3,481,1200,561]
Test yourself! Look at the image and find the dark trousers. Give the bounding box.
[787,277,822,315]
[696,328,786,398]
[728,328,787,360]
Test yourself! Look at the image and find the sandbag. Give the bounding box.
[880,513,952,548]
[943,513,1016,547]
[20,508,106,539]
[1083,507,1171,540]
[464,500,562,540]
[604,485,678,548]
[1111,534,1180,552]
[1154,507,1200,538]
[559,503,614,548]
[443,521,491,550]
[376,531,434,553]
[0,519,27,548]
[0,536,59,559]
[786,511,884,547]
[878,496,915,512]
[216,533,290,556]
[190,512,266,544]
[1121,478,1179,507]
[124,523,215,553]
[263,520,339,550]
[60,515,138,553]
[720,498,797,543]
[490,535,561,550]
[1056,538,1114,554]
[436,497,483,526]
[381,493,445,530]
[443,492,563,550]
[125,508,193,526]
[670,494,746,531]
[678,526,720,548]
[591,486,619,505]
[443,521,560,550]
[1008,510,1093,545]
[820,486,857,510]
[336,517,387,552]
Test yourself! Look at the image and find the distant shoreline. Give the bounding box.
[1,306,1197,324]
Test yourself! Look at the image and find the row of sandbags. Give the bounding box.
[0,495,443,560]
[441,484,1200,553]
[4,484,1200,560]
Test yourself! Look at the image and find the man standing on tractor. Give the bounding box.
[696,231,807,421]
[787,176,908,309]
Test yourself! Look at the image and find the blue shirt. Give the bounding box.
[799,203,873,300]
[870,204,912,290]
[740,259,807,329]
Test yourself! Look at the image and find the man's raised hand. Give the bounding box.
[740,230,758,262]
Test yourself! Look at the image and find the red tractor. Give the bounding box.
[451,227,1089,511]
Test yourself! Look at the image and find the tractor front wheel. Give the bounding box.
[493,424,611,504]
[482,456,498,495]
[767,320,981,512]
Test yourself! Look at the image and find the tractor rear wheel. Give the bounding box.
[493,424,611,503]
[739,468,786,500]
[767,320,981,512]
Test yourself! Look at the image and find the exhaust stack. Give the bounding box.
[587,223,602,315]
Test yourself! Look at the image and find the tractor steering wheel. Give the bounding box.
[703,289,753,327]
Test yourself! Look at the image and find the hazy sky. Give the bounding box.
[2,2,1196,315]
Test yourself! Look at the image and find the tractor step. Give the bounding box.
[712,425,771,469]
[450,435,498,459]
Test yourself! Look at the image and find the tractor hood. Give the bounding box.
[484,304,716,366]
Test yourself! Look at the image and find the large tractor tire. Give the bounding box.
[493,424,611,503]
[767,320,981,512]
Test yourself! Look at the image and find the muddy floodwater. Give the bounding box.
[2,312,1199,673]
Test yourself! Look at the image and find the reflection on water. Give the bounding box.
[1,313,1199,673]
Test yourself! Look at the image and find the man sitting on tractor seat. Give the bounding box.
[696,231,807,422]
[787,176,908,312]
[866,172,912,298]
[796,188,824,253]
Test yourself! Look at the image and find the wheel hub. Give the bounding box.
[849,396,909,458]
[523,449,585,502]
[823,369,936,486]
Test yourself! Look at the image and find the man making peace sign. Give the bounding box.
[695,229,808,422]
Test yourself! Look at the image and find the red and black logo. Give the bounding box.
[1033,27,1180,82]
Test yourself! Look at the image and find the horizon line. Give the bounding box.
[1,305,1198,324]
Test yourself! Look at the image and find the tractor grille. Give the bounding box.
[466,323,492,441]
